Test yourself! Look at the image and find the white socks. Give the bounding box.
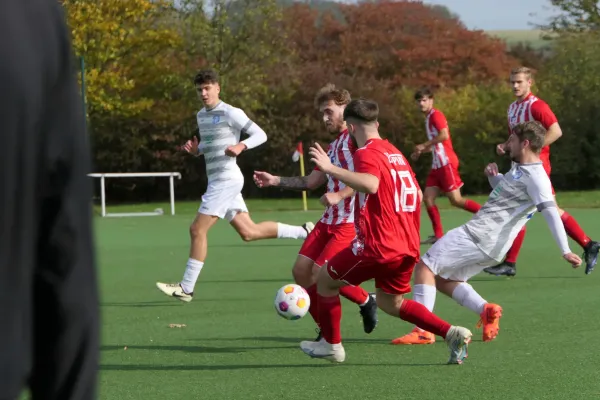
[180,258,204,294]
[452,282,487,315]
[412,284,437,312]
[277,223,307,239]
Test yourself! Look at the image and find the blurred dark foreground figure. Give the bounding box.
[0,1,99,399]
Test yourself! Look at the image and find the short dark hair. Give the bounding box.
[343,98,379,123]
[314,83,351,109]
[194,69,219,85]
[414,86,434,101]
[513,121,546,153]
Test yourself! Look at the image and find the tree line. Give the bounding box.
[62,0,600,202]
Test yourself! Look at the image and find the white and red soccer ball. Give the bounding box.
[274,284,310,320]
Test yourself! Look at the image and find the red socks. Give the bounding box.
[426,205,443,239]
[340,285,369,305]
[463,199,482,214]
[561,212,591,248]
[318,294,342,344]
[505,227,526,264]
[305,284,320,327]
[399,299,451,338]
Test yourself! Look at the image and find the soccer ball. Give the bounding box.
[274,284,310,320]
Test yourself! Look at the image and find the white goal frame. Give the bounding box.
[88,172,182,217]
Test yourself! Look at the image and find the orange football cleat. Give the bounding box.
[391,327,436,345]
[477,303,503,342]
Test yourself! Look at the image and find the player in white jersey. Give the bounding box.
[156,70,314,302]
[393,121,582,344]
[253,84,378,340]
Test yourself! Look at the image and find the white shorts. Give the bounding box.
[198,179,248,222]
[421,226,497,282]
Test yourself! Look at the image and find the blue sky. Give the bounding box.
[422,0,557,30]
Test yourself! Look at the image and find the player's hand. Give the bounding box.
[225,143,246,157]
[410,150,421,161]
[309,143,333,173]
[320,192,341,207]
[414,144,426,154]
[484,163,499,177]
[563,252,582,268]
[253,171,278,188]
[496,143,506,156]
[181,136,199,155]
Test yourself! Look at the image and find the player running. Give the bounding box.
[300,98,472,365]
[412,87,482,245]
[156,70,313,302]
[484,67,599,277]
[392,121,582,345]
[253,84,378,340]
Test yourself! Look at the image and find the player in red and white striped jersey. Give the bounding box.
[253,84,377,339]
[410,87,482,246]
[484,67,599,277]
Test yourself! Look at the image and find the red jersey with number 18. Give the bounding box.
[351,138,421,263]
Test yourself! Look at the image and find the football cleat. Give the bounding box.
[483,262,516,277]
[476,303,503,342]
[391,327,436,345]
[300,338,345,363]
[420,235,439,245]
[359,293,378,334]
[156,282,193,303]
[445,326,472,365]
[303,222,315,235]
[583,241,599,275]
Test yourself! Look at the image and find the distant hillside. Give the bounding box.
[486,29,552,49]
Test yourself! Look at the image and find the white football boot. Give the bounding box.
[445,325,472,364]
[156,282,193,303]
[300,338,346,363]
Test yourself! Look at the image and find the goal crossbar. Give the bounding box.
[88,172,182,217]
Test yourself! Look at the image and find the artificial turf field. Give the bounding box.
[94,194,600,400]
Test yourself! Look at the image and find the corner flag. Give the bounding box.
[292,142,308,211]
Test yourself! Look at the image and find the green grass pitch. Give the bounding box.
[91,193,600,399]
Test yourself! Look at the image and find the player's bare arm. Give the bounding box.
[411,128,449,160]
[309,143,379,194]
[320,185,355,207]
[544,122,562,147]
[254,169,327,191]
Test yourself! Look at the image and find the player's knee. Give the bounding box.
[292,262,312,286]
[189,223,208,241]
[424,196,436,208]
[237,228,256,242]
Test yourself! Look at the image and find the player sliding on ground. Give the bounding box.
[484,67,599,277]
[392,121,582,345]
[253,84,378,341]
[156,70,313,302]
[411,87,482,245]
[301,98,472,364]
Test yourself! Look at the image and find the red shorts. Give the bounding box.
[425,164,464,193]
[298,221,356,267]
[325,246,417,295]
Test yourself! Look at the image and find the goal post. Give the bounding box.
[88,172,182,217]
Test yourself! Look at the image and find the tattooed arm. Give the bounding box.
[254,169,327,191]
